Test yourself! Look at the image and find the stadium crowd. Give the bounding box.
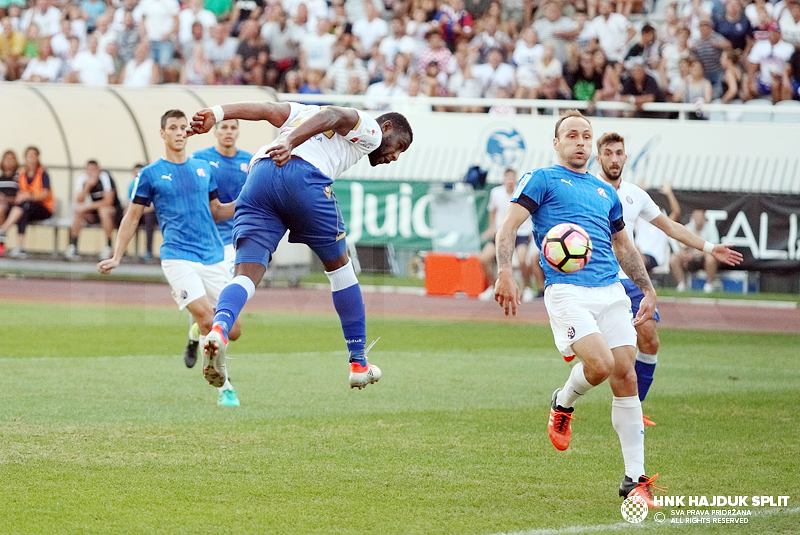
[1,0,799,111]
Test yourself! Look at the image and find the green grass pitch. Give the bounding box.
[1,302,798,535]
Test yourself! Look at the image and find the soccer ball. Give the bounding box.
[542,223,593,273]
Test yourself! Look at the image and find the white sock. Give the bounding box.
[636,351,658,365]
[199,334,206,355]
[557,361,593,408]
[612,395,646,480]
[325,259,358,290]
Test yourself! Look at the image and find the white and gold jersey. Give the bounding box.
[251,103,382,180]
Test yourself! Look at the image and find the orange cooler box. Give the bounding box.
[424,253,488,297]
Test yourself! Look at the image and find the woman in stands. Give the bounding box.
[0,146,55,258]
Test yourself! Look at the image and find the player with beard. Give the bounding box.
[187,102,413,391]
[594,132,742,424]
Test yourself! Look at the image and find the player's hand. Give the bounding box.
[494,272,521,316]
[633,290,656,326]
[97,257,119,274]
[189,108,215,136]
[265,133,292,167]
[712,244,743,266]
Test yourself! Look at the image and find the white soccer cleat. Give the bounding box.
[349,362,381,389]
[203,325,228,388]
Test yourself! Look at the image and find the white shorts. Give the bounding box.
[544,282,636,357]
[161,258,232,310]
[224,243,236,277]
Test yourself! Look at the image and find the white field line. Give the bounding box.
[487,506,800,535]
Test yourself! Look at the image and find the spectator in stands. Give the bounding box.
[0,146,55,258]
[20,0,61,38]
[669,208,719,293]
[228,0,264,37]
[634,182,681,277]
[379,16,416,63]
[298,68,326,102]
[470,14,514,63]
[300,17,337,73]
[744,0,777,30]
[0,15,25,80]
[532,42,563,93]
[588,0,636,63]
[713,0,753,52]
[745,21,795,101]
[779,1,800,46]
[135,0,180,81]
[447,45,484,109]
[564,49,604,106]
[0,150,19,253]
[352,0,388,54]
[20,22,41,72]
[80,0,106,33]
[260,4,301,81]
[432,0,474,50]
[417,27,454,74]
[781,46,800,101]
[593,47,623,102]
[50,18,77,60]
[659,24,692,89]
[691,16,731,98]
[93,13,117,54]
[719,48,744,103]
[70,32,115,86]
[120,40,159,86]
[325,46,369,93]
[181,42,215,84]
[365,63,407,109]
[283,68,302,92]
[20,36,60,82]
[532,1,579,64]
[178,0,216,46]
[625,22,659,70]
[512,27,543,99]
[232,19,274,86]
[681,0,713,41]
[658,4,682,45]
[620,57,666,117]
[473,46,516,97]
[672,57,713,118]
[116,10,140,67]
[65,160,123,261]
[204,23,238,76]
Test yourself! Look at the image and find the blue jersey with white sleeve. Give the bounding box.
[512,165,625,288]
[131,158,224,264]
[191,147,252,246]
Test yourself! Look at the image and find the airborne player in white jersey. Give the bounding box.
[594,132,743,424]
[187,102,413,390]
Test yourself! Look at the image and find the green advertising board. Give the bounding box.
[332,180,489,250]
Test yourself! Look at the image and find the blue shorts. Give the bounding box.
[621,278,660,322]
[232,158,347,267]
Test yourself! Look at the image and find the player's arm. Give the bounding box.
[265,106,361,167]
[97,202,144,274]
[494,202,530,317]
[189,102,293,135]
[649,213,743,266]
[612,228,656,326]
[209,196,235,222]
[660,182,681,221]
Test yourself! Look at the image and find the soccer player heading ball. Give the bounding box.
[492,110,663,508]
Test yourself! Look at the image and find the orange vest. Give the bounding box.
[18,166,55,213]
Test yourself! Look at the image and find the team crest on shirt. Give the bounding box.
[597,187,608,198]
[181,290,188,300]
[626,196,633,204]
[567,326,576,339]
[324,186,332,199]
[197,168,206,177]
[240,163,248,172]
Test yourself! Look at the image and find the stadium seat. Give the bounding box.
[741,99,773,122]
[772,100,800,123]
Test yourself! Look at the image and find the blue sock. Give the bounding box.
[212,279,251,338]
[331,284,366,364]
[635,360,656,402]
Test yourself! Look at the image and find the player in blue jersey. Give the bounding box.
[595,132,743,425]
[184,119,253,368]
[187,101,412,391]
[97,109,243,407]
[493,110,662,508]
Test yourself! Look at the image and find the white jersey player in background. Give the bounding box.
[594,132,743,424]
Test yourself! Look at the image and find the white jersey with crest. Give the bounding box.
[616,180,662,280]
[251,103,382,181]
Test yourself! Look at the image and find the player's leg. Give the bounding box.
[703,253,718,292]
[516,241,534,302]
[97,205,116,259]
[66,210,91,258]
[478,240,497,300]
[623,279,660,422]
[530,246,545,297]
